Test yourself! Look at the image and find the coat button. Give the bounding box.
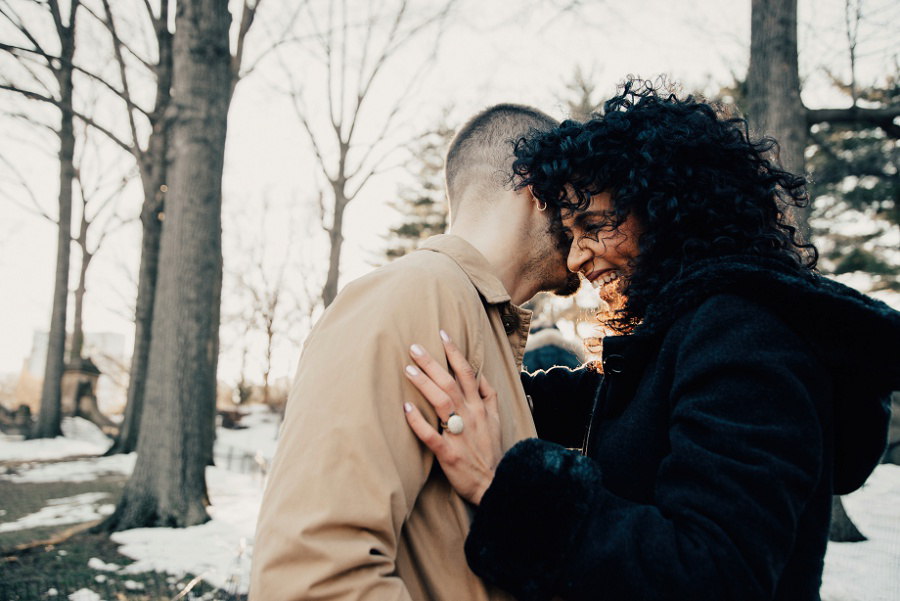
[501,314,518,334]
[603,354,626,374]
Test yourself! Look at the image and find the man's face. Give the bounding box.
[524,209,582,297]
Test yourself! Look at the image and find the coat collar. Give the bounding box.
[417,235,512,305]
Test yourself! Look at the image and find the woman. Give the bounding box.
[401,80,900,601]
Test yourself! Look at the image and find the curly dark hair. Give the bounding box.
[512,77,818,332]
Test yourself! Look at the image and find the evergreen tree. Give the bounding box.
[383,120,454,261]
[808,74,900,291]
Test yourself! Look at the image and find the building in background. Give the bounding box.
[8,331,128,415]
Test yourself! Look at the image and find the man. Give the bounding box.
[249,104,580,600]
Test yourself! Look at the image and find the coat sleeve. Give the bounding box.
[521,366,601,448]
[467,295,827,601]
[249,263,478,600]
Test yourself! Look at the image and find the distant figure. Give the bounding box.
[522,323,583,372]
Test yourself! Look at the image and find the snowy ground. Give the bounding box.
[2,408,898,599]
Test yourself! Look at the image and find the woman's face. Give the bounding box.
[561,191,641,301]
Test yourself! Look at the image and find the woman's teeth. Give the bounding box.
[591,271,620,289]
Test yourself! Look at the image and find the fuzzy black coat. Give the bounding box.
[466,255,900,601]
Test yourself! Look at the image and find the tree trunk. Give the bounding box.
[105,9,173,457]
[321,192,347,308]
[31,15,77,440]
[105,175,165,456]
[101,0,231,530]
[70,218,91,363]
[829,496,866,542]
[746,0,809,238]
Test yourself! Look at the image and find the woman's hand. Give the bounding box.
[403,330,502,506]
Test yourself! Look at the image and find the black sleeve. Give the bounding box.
[468,297,826,601]
[520,366,601,448]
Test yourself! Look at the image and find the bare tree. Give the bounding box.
[69,131,137,363]
[88,0,273,456]
[0,0,82,438]
[100,0,234,531]
[278,0,457,307]
[229,198,302,408]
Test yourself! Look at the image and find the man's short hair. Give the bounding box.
[445,104,557,218]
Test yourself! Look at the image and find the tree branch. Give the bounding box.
[1,83,136,154]
[807,106,900,138]
[100,0,141,150]
[0,153,55,222]
[0,42,153,118]
[0,2,52,66]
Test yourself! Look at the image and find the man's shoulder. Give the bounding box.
[349,249,472,293]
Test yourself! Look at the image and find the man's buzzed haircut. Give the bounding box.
[445,103,558,217]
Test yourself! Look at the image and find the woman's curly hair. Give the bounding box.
[513,77,818,332]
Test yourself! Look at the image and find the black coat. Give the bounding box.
[466,255,900,601]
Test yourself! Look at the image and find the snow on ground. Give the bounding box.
[1,405,898,597]
[821,464,900,601]
[0,492,114,534]
[213,404,280,462]
[0,453,135,483]
[0,417,112,461]
[110,465,263,592]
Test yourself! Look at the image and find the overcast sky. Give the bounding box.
[1,0,897,383]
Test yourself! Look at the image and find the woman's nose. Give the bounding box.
[567,240,592,274]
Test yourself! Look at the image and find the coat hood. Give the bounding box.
[635,255,900,494]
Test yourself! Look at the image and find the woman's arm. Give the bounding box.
[521,367,601,448]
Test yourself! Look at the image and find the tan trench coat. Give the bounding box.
[250,235,538,600]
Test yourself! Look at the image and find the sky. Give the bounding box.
[1,0,898,385]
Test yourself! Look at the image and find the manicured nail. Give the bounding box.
[403,402,413,413]
[410,344,424,357]
[440,330,451,342]
[405,365,419,376]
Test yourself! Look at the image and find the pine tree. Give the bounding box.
[808,74,900,292]
[383,121,454,261]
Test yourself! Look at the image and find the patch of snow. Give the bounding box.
[0,493,114,533]
[214,406,280,463]
[0,418,111,461]
[123,580,144,590]
[821,464,900,601]
[46,588,58,596]
[87,557,121,572]
[67,589,101,601]
[1,453,135,483]
[61,418,112,448]
[110,465,261,592]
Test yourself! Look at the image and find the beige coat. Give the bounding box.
[250,235,538,600]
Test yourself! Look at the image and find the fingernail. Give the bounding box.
[410,344,424,357]
[440,330,451,342]
[403,402,413,413]
[405,365,419,376]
